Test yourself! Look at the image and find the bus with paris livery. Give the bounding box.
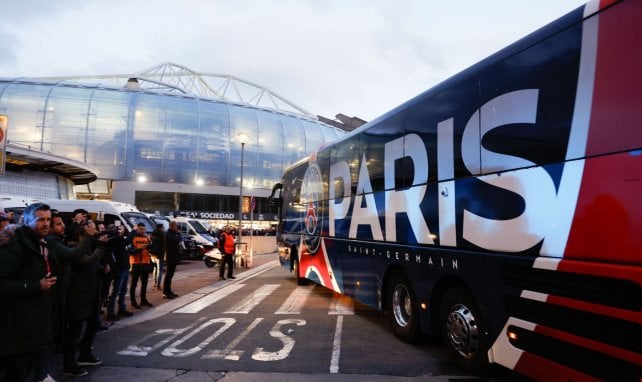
[268,0,641,380]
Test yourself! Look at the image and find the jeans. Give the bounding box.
[64,317,98,368]
[108,268,130,314]
[151,256,164,289]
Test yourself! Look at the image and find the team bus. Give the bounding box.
[268,0,641,380]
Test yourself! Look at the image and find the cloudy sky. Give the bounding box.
[0,0,587,122]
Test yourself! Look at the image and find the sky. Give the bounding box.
[0,0,588,122]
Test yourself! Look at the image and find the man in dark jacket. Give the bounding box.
[0,203,57,382]
[162,221,181,299]
[62,221,107,377]
[37,212,95,380]
[105,224,134,320]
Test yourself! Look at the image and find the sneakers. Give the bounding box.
[105,313,119,321]
[131,301,141,309]
[77,354,102,366]
[118,310,133,317]
[228,276,236,279]
[141,300,153,307]
[63,366,88,377]
[162,294,175,299]
[170,292,179,298]
[219,276,226,280]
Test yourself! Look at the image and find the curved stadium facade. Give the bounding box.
[0,63,348,223]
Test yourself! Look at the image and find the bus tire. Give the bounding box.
[293,258,308,286]
[386,271,420,342]
[439,286,490,375]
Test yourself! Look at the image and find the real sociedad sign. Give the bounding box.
[175,211,278,221]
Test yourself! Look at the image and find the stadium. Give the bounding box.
[0,62,357,225]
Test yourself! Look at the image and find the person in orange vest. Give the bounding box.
[127,223,153,309]
[218,225,236,281]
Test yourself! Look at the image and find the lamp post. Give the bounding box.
[237,132,250,261]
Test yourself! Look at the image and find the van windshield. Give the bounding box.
[188,219,209,233]
[151,216,169,230]
[124,212,155,233]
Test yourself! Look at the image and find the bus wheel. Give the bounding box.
[439,286,490,374]
[387,271,419,342]
[293,258,308,286]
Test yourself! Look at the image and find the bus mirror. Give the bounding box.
[268,183,283,209]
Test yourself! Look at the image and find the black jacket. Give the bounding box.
[0,227,55,355]
[150,227,165,258]
[164,229,181,263]
[65,239,106,321]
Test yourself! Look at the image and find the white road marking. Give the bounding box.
[202,317,264,360]
[162,318,235,357]
[275,285,315,314]
[328,295,354,315]
[174,284,246,314]
[252,319,306,361]
[329,315,344,373]
[224,284,281,314]
[117,317,207,356]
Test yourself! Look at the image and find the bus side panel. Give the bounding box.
[491,2,642,380]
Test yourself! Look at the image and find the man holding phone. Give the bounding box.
[0,202,57,381]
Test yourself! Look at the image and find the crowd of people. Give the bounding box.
[0,204,181,382]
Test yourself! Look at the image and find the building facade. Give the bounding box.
[0,64,347,225]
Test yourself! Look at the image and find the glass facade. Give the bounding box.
[0,78,345,192]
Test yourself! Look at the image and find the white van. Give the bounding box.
[170,216,218,248]
[39,199,155,234]
[145,213,170,230]
[1,195,39,223]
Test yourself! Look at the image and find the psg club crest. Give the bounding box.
[301,161,323,254]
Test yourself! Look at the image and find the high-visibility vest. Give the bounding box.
[130,235,151,264]
[220,232,235,255]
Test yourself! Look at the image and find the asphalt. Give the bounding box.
[43,253,487,382]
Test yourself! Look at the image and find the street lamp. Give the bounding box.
[237,132,250,259]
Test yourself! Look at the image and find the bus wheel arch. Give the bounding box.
[438,284,491,375]
[384,268,421,342]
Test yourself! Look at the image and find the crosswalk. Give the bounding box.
[174,283,355,316]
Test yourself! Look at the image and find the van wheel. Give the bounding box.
[439,286,490,374]
[386,270,419,342]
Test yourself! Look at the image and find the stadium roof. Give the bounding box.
[34,62,314,117]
